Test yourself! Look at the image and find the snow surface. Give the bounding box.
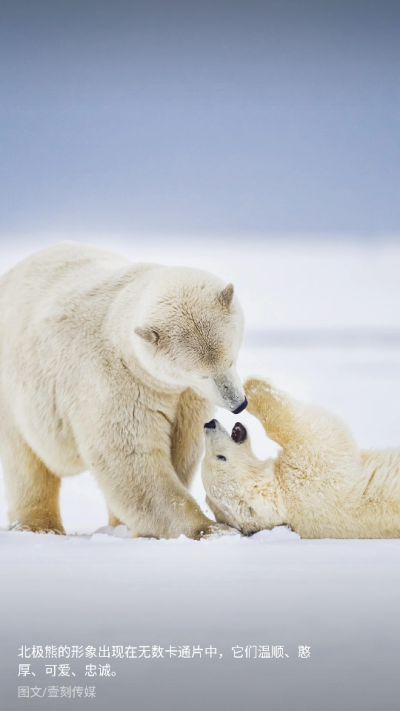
[1,237,400,710]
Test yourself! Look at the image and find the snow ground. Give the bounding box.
[1,237,400,710]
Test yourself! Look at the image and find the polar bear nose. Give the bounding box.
[204,419,217,429]
[232,397,248,415]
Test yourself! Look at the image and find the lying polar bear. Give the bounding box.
[202,377,400,538]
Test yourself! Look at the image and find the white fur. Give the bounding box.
[202,378,400,538]
[0,242,245,538]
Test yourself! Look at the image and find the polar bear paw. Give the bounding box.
[10,520,65,535]
[199,523,241,540]
[244,377,274,414]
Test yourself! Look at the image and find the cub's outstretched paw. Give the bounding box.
[244,377,276,415]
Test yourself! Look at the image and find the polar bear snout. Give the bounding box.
[204,419,217,429]
[232,397,248,415]
[212,370,247,413]
[203,419,229,438]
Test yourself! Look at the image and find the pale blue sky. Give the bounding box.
[1,0,399,236]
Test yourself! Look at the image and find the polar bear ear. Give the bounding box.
[134,326,160,345]
[218,283,234,309]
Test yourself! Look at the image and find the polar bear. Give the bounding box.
[202,377,400,538]
[0,242,247,539]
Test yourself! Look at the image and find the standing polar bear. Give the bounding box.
[202,378,400,538]
[0,242,247,539]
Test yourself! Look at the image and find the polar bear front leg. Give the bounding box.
[171,388,214,488]
[95,450,224,539]
[84,411,227,539]
[1,427,65,534]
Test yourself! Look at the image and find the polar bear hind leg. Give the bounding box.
[1,429,65,534]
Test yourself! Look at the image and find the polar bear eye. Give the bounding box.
[216,455,227,461]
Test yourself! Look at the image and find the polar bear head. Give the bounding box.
[133,267,247,413]
[201,419,283,534]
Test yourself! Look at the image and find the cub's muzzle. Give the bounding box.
[204,419,217,429]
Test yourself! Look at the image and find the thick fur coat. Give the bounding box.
[202,378,400,538]
[0,243,246,539]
